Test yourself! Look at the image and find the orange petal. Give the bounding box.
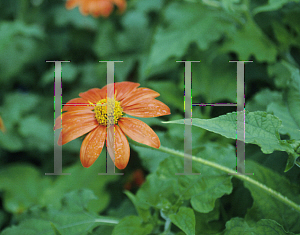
[78,0,90,15]
[65,0,81,9]
[91,0,113,18]
[123,99,171,117]
[79,88,106,103]
[62,98,93,112]
[113,0,127,13]
[0,116,5,133]
[121,87,160,107]
[118,117,160,148]
[107,125,130,169]
[80,125,106,167]
[114,82,140,102]
[57,110,98,145]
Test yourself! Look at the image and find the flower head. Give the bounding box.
[65,0,126,18]
[55,82,170,169]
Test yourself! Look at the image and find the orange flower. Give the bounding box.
[55,82,170,169]
[0,116,5,133]
[65,0,126,18]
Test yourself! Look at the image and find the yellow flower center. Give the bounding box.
[91,98,123,126]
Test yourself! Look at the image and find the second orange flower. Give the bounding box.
[65,0,127,18]
[55,82,170,169]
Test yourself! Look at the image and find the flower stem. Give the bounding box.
[130,140,300,214]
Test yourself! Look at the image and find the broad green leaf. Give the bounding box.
[147,81,183,110]
[169,207,195,235]
[164,111,293,154]
[136,143,234,213]
[246,89,282,112]
[0,21,44,82]
[112,216,153,235]
[1,219,55,235]
[42,159,119,213]
[50,223,63,235]
[253,0,300,15]
[244,160,300,233]
[194,202,223,234]
[285,69,300,130]
[178,54,237,103]
[0,164,51,214]
[18,115,53,151]
[267,102,300,140]
[222,17,277,62]
[124,191,151,222]
[165,111,300,170]
[0,157,118,214]
[224,217,293,234]
[148,2,234,67]
[268,61,291,88]
[0,92,40,151]
[1,189,120,235]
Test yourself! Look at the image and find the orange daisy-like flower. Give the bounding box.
[65,0,126,18]
[55,82,170,169]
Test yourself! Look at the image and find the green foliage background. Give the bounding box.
[1,0,300,234]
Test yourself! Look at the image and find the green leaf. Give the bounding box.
[244,160,300,233]
[253,0,300,15]
[268,61,291,88]
[178,54,237,103]
[267,102,300,140]
[50,222,62,235]
[1,219,55,235]
[42,159,119,213]
[285,69,300,130]
[136,143,234,213]
[148,2,234,67]
[246,89,282,112]
[1,189,120,235]
[124,191,151,222]
[222,17,277,62]
[224,217,293,234]
[169,207,195,235]
[0,164,51,214]
[0,92,41,151]
[0,156,118,214]
[18,115,53,151]
[164,111,293,154]
[165,111,300,170]
[112,216,153,235]
[0,21,44,82]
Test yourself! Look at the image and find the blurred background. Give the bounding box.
[0,0,300,234]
